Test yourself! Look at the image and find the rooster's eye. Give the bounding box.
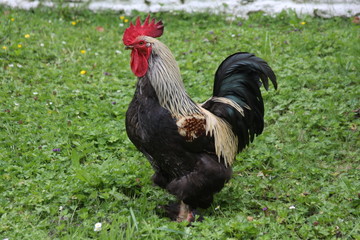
[139,41,144,45]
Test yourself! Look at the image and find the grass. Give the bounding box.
[0,6,359,239]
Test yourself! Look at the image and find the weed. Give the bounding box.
[0,7,359,239]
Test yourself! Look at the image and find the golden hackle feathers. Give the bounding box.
[201,108,238,167]
[145,37,202,117]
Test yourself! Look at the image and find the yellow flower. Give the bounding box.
[124,19,129,23]
[80,50,86,54]
[24,34,30,38]
[2,46,7,50]
[18,44,22,48]
[80,70,87,75]
[71,21,77,26]
[119,16,125,20]
[11,18,15,22]
[300,21,306,25]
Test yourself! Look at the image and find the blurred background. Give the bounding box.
[1,0,359,18]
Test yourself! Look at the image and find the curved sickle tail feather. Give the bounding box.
[202,52,277,154]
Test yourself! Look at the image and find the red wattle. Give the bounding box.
[131,49,149,77]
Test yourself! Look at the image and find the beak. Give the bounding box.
[125,45,133,50]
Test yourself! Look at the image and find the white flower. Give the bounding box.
[14,102,19,106]
[289,205,296,210]
[40,43,44,47]
[214,205,220,210]
[59,206,63,211]
[17,64,23,68]
[115,50,122,54]
[231,34,235,37]
[94,222,102,231]
[33,92,38,95]
[8,64,14,67]
[62,41,67,45]
[119,23,124,27]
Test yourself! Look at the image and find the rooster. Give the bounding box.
[122,16,277,222]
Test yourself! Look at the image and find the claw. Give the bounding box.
[177,201,190,222]
[157,201,202,222]
[186,211,195,222]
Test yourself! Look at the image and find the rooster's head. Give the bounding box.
[123,15,164,77]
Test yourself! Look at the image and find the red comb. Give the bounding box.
[123,15,164,45]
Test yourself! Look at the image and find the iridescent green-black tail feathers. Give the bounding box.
[202,52,277,152]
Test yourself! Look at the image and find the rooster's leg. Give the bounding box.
[177,201,195,222]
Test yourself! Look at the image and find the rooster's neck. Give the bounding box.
[144,39,202,118]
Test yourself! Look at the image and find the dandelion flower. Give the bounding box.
[119,16,125,20]
[94,222,102,232]
[71,21,77,26]
[300,21,306,25]
[80,70,87,75]
[2,46,7,50]
[80,50,86,54]
[124,19,129,23]
[24,34,30,38]
[11,18,15,21]
[18,44,22,48]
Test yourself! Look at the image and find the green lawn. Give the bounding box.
[0,6,359,239]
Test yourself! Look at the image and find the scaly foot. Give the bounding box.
[177,201,195,222]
